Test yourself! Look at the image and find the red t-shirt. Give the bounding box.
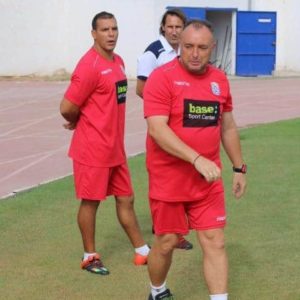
[64,47,127,167]
[143,58,233,202]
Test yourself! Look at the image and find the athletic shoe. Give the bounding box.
[80,253,109,275]
[148,289,174,299]
[176,236,193,250]
[133,253,148,265]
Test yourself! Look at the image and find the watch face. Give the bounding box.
[241,164,247,173]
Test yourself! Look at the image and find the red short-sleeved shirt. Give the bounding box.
[143,58,233,202]
[64,47,128,167]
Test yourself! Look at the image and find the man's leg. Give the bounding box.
[115,195,147,248]
[148,233,178,285]
[77,199,100,252]
[147,234,177,299]
[77,199,109,275]
[152,227,193,250]
[197,228,228,295]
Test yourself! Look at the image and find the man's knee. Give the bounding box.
[116,195,135,206]
[80,199,100,211]
[198,229,225,251]
[155,234,179,255]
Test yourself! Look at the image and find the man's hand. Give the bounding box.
[63,121,77,130]
[193,155,221,183]
[232,173,247,199]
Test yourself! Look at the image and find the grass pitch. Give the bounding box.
[0,118,300,300]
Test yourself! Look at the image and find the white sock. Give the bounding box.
[135,244,150,256]
[210,293,228,300]
[83,252,97,260]
[150,282,167,298]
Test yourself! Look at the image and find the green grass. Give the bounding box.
[1,118,300,300]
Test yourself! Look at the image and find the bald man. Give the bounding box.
[143,20,247,300]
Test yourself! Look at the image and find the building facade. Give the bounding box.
[0,0,299,77]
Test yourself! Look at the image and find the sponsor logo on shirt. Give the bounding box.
[216,216,226,222]
[115,80,128,104]
[101,68,112,75]
[211,82,220,95]
[183,99,220,127]
[174,81,190,86]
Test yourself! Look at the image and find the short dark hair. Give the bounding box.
[160,9,187,35]
[92,11,115,30]
[184,19,214,33]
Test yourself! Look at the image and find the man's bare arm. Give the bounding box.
[221,111,247,198]
[60,98,80,130]
[147,115,221,182]
[136,79,146,98]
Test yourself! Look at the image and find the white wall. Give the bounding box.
[0,0,299,78]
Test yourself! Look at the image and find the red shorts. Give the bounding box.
[73,161,133,201]
[150,191,226,235]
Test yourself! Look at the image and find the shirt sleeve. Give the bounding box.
[137,51,158,80]
[64,61,99,107]
[143,69,172,118]
[223,77,233,112]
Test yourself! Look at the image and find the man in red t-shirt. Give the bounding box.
[143,20,247,300]
[60,11,149,276]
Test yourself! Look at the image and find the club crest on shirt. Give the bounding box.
[210,82,220,96]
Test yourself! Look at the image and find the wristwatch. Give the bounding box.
[232,164,247,174]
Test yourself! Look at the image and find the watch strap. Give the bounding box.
[232,164,247,174]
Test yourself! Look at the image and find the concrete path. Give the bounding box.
[0,77,299,199]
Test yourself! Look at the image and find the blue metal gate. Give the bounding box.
[236,11,276,76]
